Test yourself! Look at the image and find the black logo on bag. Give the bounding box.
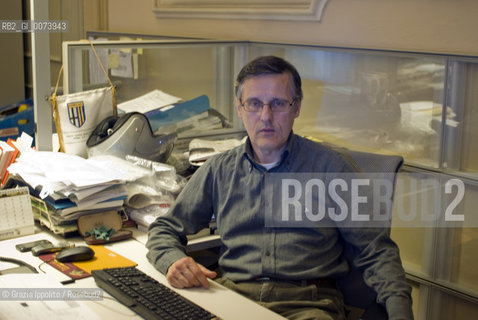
[68,101,86,128]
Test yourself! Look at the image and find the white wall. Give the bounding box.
[107,0,478,56]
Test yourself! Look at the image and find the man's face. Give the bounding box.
[236,73,301,159]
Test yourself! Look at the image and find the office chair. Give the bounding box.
[328,144,404,320]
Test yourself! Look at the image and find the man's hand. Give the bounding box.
[166,256,217,289]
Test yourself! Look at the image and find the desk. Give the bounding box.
[132,227,223,253]
[0,226,285,320]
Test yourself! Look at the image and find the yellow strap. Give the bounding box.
[51,97,65,152]
[50,40,118,151]
[52,65,63,99]
[86,40,118,116]
[51,40,116,100]
[86,40,115,89]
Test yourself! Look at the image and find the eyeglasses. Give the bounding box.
[240,98,296,113]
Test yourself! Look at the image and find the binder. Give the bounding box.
[145,94,210,132]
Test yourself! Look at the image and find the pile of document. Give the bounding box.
[2,89,236,234]
[7,151,153,231]
[118,90,230,135]
[122,155,187,231]
[188,137,246,166]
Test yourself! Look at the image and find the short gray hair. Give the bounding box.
[235,56,303,103]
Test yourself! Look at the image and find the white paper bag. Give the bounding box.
[53,86,116,157]
[51,41,117,158]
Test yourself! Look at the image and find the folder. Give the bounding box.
[145,94,210,132]
[72,245,137,273]
[39,245,137,279]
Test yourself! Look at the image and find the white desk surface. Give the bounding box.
[0,226,285,320]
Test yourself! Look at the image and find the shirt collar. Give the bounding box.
[242,133,295,171]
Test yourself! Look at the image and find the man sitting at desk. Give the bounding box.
[146,55,413,320]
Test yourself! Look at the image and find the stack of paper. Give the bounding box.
[117,89,182,114]
[125,204,171,232]
[117,90,230,136]
[31,185,128,225]
[188,137,246,166]
[7,152,153,228]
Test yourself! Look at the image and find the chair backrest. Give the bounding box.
[329,144,404,179]
[328,144,404,320]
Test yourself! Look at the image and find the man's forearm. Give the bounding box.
[386,295,414,320]
[146,219,188,274]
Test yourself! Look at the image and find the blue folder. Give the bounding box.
[145,95,210,132]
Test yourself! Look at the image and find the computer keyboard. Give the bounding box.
[92,266,217,320]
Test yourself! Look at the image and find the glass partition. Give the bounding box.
[63,40,451,167]
[443,59,478,176]
[428,289,478,320]
[243,44,447,168]
[62,40,245,139]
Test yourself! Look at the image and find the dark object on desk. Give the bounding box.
[15,239,52,252]
[0,256,37,274]
[55,246,95,262]
[31,242,75,256]
[38,252,91,280]
[86,111,176,163]
[92,266,217,320]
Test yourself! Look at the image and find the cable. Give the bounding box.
[0,256,38,274]
[37,259,76,285]
[37,260,52,274]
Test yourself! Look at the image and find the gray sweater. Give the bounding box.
[146,134,413,319]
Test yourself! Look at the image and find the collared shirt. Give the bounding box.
[146,134,413,319]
